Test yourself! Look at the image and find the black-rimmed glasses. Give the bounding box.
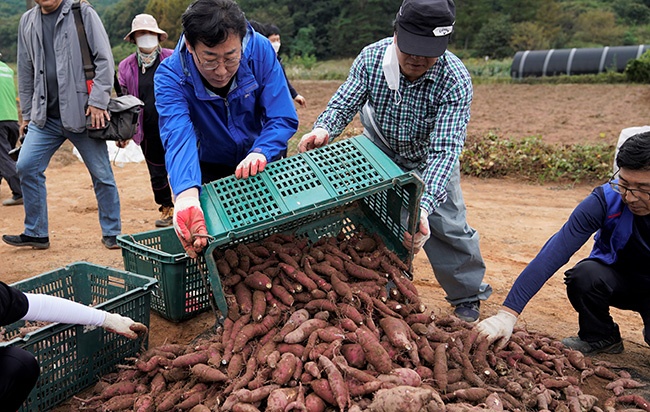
[608,176,650,200]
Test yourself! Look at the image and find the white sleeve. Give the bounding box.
[22,293,106,326]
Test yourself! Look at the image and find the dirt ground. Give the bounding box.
[2,80,650,409]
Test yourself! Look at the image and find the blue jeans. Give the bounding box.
[16,118,121,238]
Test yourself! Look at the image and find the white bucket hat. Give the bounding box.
[124,14,168,42]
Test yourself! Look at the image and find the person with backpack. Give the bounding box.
[5,0,121,250]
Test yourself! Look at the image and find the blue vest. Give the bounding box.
[588,183,634,264]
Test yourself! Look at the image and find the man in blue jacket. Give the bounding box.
[477,131,650,355]
[154,0,298,258]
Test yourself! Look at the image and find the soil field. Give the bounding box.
[1,80,649,410]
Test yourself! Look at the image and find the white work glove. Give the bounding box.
[102,312,148,339]
[173,189,208,258]
[298,127,329,153]
[403,208,430,253]
[235,152,267,179]
[476,309,518,350]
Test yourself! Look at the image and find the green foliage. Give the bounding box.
[474,14,514,59]
[464,58,512,79]
[112,43,135,67]
[291,25,317,58]
[102,0,148,47]
[1,0,649,64]
[460,133,615,183]
[513,71,628,84]
[625,50,650,82]
[284,58,353,81]
[573,9,625,46]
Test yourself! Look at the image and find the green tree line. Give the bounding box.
[1,0,649,63]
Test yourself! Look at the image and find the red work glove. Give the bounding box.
[403,208,430,254]
[235,153,267,179]
[173,189,208,258]
[298,127,329,153]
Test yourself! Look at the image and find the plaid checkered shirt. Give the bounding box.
[314,37,473,213]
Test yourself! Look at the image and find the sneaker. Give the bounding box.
[3,233,50,249]
[101,235,120,250]
[155,206,174,227]
[454,301,480,323]
[2,195,23,206]
[561,336,624,355]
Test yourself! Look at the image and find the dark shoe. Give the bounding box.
[155,206,174,227]
[561,336,624,355]
[454,300,480,323]
[101,235,120,250]
[2,195,23,206]
[3,233,50,249]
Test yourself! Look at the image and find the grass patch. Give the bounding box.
[460,133,615,184]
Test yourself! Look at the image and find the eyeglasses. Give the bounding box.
[194,53,240,70]
[608,179,650,200]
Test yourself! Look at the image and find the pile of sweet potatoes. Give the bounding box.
[70,231,650,411]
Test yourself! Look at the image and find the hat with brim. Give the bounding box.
[395,0,455,58]
[124,14,168,42]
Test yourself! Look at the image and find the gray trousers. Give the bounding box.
[422,163,491,305]
[360,103,491,306]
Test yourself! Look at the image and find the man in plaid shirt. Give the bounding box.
[299,0,491,322]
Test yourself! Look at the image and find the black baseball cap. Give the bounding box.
[395,0,455,57]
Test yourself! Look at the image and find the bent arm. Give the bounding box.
[503,190,607,314]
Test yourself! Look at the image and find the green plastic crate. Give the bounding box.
[0,262,157,412]
[201,135,420,243]
[200,135,424,322]
[118,228,210,322]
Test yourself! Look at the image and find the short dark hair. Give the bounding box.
[617,131,650,171]
[249,20,268,36]
[182,0,247,48]
[265,24,280,37]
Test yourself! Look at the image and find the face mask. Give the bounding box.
[136,33,159,50]
[271,41,281,54]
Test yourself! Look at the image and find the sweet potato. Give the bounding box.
[236,243,264,265]
[272,352,299,385]
[170,350,210,369]
[270,283,295,307]
[377,368,422,387]
[341,343,366,368]
[266,387,299,412]
[97,393,138,412]
[344,260,382,281]
[243,271,273,290]
[332,355,376,383]
[305,393,327,412]
[379,317,412,351]
[233,309,280,353]
[233,281,253,315]
[284,319,330,344]
[310,378,337,406]
[330,271,353,302]
[231,403,261,412]
[251,290,266,322]
[432,342,448,392]
[355,326,393,374]
[338,303,364,325]
[191,363,229,382]
[367,386,440,412]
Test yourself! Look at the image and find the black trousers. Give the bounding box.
[565,259,650,345]
[0,120,21,197]
[141,133,173,209]
[0,347,40,411]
